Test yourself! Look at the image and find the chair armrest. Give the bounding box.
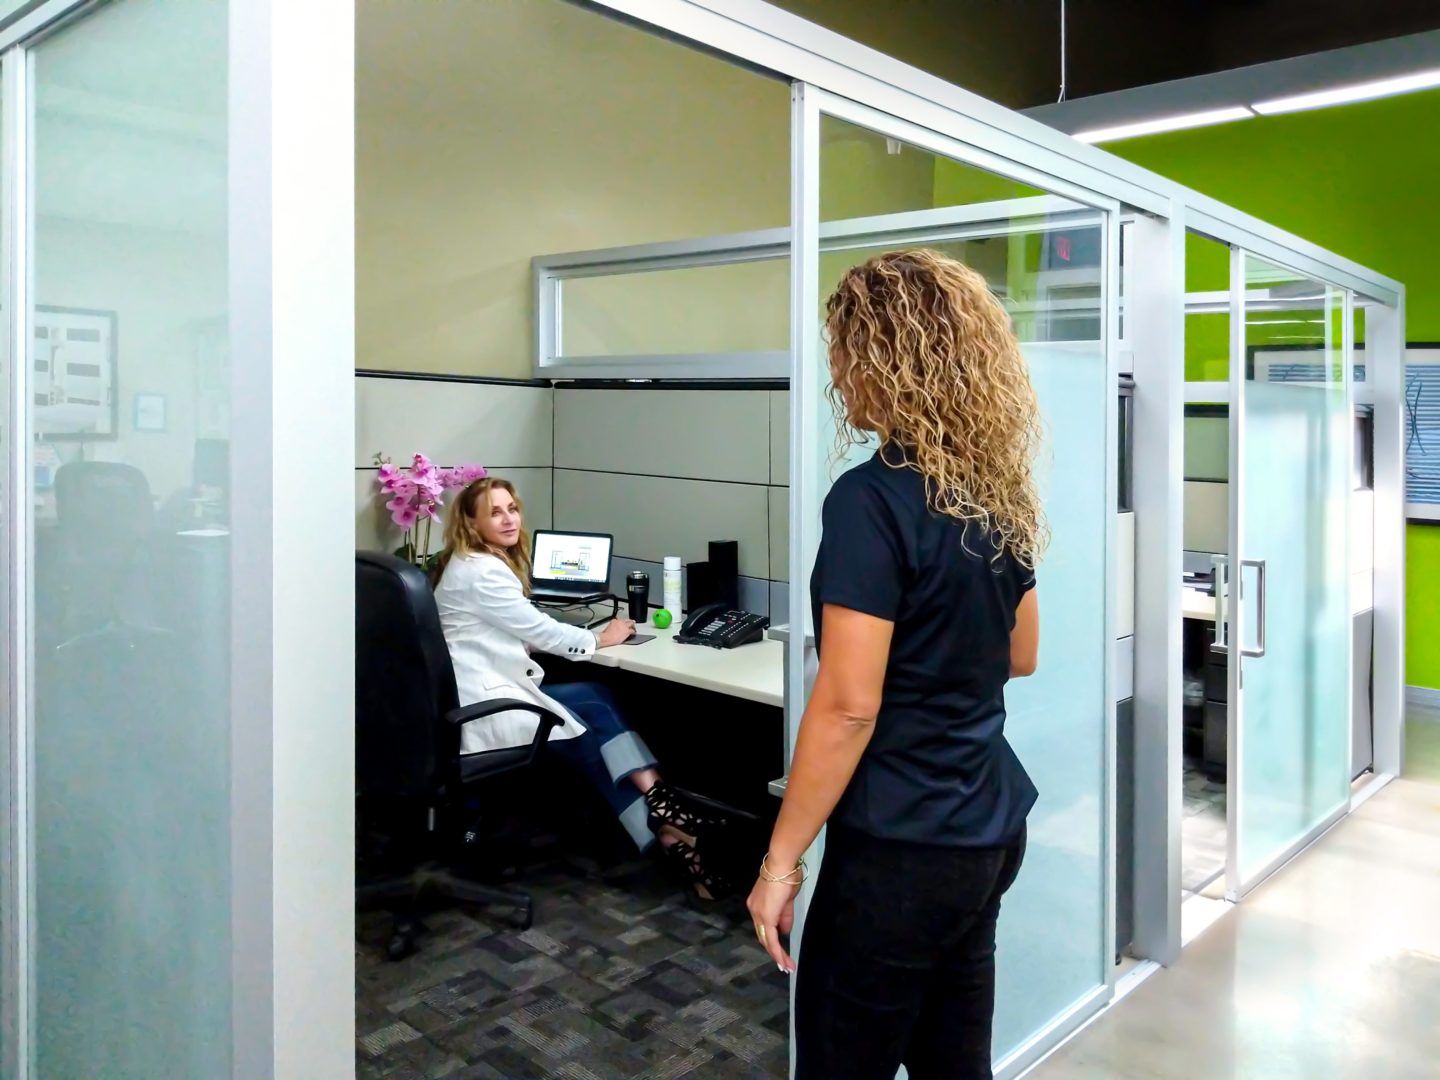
[443,697,566,771]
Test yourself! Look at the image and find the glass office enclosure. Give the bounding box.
[25,0,231,1074]
[792,92,1118,1073]
[1226,255,1352,895]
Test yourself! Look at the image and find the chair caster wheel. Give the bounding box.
[513,904,533,931]
[387,919,419,961]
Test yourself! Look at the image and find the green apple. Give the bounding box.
[652,608,673,629]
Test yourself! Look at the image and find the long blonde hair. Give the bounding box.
[825,248,1047,569]
[433,476,533,591]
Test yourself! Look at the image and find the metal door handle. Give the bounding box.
[1210,555,1229,654]
[1241,558,1267,658]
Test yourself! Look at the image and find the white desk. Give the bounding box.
[587,623,784,708]
[1182,588,1217,624]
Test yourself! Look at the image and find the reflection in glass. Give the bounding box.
[30,1,231,1075]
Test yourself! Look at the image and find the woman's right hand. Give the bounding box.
[597,618,636,647]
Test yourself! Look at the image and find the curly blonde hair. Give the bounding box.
[825,248,1047,569]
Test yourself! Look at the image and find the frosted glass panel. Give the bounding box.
[993,343,1108,1054]
[801,113,1112,1074]
[1235,259,1350,884]
[29,1,231,1075]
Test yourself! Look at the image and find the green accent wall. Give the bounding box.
[1101,87,1440,690]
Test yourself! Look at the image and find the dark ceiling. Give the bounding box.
[770,0,1440,107]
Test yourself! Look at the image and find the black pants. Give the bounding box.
[794,825,1026,1080]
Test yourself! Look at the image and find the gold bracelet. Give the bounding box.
[760,852,807,886]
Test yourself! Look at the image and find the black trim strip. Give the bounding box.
[554,379,787,391]
[355,464,545,472]
[356,369,550,388]
[554,465,780,489]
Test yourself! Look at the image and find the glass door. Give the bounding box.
[1225,252,1352,897]
[789,86,1119,1076]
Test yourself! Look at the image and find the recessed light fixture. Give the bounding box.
[1073,106,1255,144]
[1251,68,1440,115]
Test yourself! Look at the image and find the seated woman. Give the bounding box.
[433,475,725,898]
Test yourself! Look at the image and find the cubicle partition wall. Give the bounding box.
[352,374,795,619]
[354,373,556,554]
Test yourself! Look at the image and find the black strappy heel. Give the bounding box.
[664,838,734,902]
[644,781,731,847]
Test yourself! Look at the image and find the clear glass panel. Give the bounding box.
[808,114,1111,1065]
[1185,231,1231,383]
[1235,255,1351,885]
[559,258,789,356]
[30,1,231,1075]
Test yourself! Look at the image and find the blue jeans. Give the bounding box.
[545,682,658,851]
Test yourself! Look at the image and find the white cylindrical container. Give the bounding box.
[663,555,682,617]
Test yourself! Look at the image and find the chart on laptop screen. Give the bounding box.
[533,532,611,582]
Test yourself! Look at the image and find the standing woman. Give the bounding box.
[747,249,1044,1079]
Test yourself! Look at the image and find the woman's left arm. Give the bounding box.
[747,602,892,971]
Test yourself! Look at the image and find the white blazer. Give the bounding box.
[434,552,597,754]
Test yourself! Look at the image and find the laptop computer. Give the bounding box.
[529,529,614,603]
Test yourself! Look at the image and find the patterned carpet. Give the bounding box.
[356,855,791,1079]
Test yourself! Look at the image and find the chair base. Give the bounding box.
[358,864,534,961]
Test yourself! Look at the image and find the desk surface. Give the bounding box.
[588,623,784,708]
[1182,588,1217,624]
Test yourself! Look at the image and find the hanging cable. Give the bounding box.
[1057,0,1069,103]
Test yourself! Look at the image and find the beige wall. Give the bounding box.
[357,0,789,378]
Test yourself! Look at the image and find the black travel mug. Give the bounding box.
[626,571,650,622]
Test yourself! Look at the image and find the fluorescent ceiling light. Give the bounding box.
[1073,106,1254,144]
[1253,68,1440,115]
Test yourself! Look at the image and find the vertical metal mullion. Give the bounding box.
[785,79,819,1080]
[1101,207,1121,993]
[1341,289,1355,796]
[1,38,32,1080]
[1224,244,1246,901]
[1125,208,1184,967]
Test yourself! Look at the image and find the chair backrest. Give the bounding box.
[55,461,153,543]
[355,551,461,799]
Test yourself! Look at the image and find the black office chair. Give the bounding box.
[355,551,565,960]
[41,462,158,645]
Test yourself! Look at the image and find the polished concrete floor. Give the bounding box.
[1035,711,1440,1080]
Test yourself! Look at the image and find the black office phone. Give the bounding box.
[675,602,770,649]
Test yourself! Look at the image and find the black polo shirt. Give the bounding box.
[811,445,1037,848]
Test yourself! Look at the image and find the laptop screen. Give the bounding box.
[531,531,612,586]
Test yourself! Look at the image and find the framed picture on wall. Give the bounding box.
[133,393,166,433]
[33,306,118,440]
[1404,347,1440,523]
